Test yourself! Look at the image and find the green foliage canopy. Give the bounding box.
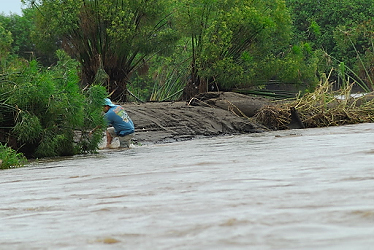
[0,24,13,61]
[286,0,374,91]
[0,10,35,60]
[287,0,374,55]
[174,0,294,98]
[24,0,179,101]
[1,50,107,158]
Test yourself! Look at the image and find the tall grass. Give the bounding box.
[149,67,186,102]
[334,27,374,92]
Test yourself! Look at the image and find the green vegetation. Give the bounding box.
[26,0,178,101]
[1,49,107,159]
[174,0,295,98]
[286,0,374,90]
[0,9,35,60]
[0,143,26,169]
[23,0,312,101]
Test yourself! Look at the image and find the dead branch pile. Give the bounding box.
[254,80,374,130]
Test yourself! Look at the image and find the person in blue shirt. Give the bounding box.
[91,98,135,149]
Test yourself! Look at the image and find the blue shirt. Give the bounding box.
[104,105,135,136]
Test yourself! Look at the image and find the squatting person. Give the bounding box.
[91,98,135,149]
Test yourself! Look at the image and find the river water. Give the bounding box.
[1,123,374,249]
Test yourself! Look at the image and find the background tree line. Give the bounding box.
[6,0,374,100]
[1,0,374,166]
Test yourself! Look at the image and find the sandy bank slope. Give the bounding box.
[123,93,269,145]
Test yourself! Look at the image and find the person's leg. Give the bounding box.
[119,133,134,148]
[106,127,117,148]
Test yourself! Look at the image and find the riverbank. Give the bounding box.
[110,88,374,147]
[121,92,271,146]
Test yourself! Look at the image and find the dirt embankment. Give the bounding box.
[123,92,271,145]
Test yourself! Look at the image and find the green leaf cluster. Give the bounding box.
[1,50,106,158]
[0,10,35,58]
[21,0,303,100]
[0,143,26,169]
[0,24,13,61]
[172,0,295,94]
[286,0,374,91]
[26,0,179,101]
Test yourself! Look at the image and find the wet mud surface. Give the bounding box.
[124,92,270,145]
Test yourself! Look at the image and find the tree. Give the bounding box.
[0,10,36,60]
[286,0,374,90]
[287,0,374,55]
[0,24,13,61]
[23,0,178,102]
[174,0,293,99]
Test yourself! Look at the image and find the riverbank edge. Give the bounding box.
[118,92,273,147]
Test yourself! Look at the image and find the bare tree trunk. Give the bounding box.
[198,77,208,94]
[108,79,128,102]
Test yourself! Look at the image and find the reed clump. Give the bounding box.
[255,78,374,130]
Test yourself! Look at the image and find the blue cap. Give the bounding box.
[104,98,115,107]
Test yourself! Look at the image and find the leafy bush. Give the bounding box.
[256,42,320,91]
[0,143,26,169]
[286,0,374,91]
[1,50,107,158]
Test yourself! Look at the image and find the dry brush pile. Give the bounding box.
[254,80,374,130]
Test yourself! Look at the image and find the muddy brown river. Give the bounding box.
[1,123,374,249]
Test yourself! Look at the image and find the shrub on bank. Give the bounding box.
[0,143,26,169]
[1,50,107,158]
